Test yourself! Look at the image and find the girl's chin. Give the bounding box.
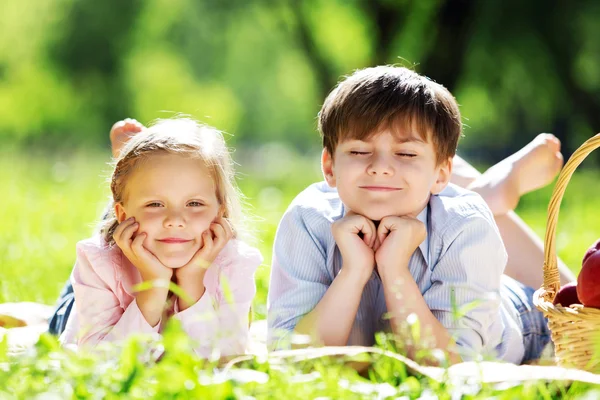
[158,255,195,269]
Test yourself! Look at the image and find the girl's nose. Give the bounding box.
[164,211,186,228]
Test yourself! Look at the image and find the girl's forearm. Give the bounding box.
[381,268,462,365]
[136,287,170,327]
[176,280,206,311]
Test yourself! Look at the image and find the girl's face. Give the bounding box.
[115,153,221,268]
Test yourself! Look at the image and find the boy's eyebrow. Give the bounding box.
[394,136,427,144]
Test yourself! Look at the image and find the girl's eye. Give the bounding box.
[350,151,370,155]
[146,202,163,208]
[188,201,205,207]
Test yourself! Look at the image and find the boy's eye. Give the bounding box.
[349,151,371,155]
[396,153,417,158]
[188,201,205,207]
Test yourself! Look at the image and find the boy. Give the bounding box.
[267,66,550,364]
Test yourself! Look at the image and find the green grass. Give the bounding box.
[2,147,600,398]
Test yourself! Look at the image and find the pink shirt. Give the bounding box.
[60,235,262,358]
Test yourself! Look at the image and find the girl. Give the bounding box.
[60,118,263,358]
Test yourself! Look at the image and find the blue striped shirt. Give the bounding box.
[267,181,524,363]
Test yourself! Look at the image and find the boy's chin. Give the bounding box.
[352,207,414,222]
[352,207,394,222]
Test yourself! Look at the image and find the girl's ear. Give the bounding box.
[114,202,128,223]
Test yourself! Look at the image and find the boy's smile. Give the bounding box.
[322,128,452,221]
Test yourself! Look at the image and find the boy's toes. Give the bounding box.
[538,133,561,151]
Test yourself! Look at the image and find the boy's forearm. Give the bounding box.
[381,268,462,365]
[295,268,368,347]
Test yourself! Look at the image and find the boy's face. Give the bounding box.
[115,153,221,268]
[322,128,452,221]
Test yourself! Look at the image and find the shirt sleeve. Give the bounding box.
[422,213,507,361]
[267,206,332,349]
[70,242,160,348]
[172,242,262,359]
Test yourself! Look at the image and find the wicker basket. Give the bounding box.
[534,132,600,372]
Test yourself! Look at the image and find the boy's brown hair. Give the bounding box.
[318,65,462,165]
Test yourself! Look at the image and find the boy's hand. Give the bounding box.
[175,217,234,282]
[375,216,426,279]
[113,217,173,283]
[110,118,145,158]
[332,212,377,284]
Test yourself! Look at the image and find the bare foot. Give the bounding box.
[467,133,564,216]
[110,118,146,157]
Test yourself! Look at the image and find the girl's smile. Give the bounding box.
[115,153,221,268]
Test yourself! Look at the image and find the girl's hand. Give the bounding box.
[175,217,234,282]
[110,118,145,158]
[174,217,234,311]
[113,217,173,283]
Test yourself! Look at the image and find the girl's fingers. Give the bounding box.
[130,232,146,257]
[203,230,214,250]
[113,218,137,244]
[112,217,132,238]
[211,222,227,245]
[220,217,234,239]
[121,221,139,242]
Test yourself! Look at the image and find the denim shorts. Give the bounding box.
[501,275,551,363]
[48,280,74,336]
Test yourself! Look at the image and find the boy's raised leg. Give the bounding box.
[496,211,575,288]
[465,133,564,216]
[450,134,575,287]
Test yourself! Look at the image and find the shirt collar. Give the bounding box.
[416,204,430,267]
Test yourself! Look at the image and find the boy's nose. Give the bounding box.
[367,155,394,176]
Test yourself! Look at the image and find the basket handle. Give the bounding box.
[543,133,600,300]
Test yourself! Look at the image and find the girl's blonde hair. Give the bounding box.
[100,118,243,245]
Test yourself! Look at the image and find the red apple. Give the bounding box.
[553,282,580,307]
[577,239,600,308]
[583,239,600,265]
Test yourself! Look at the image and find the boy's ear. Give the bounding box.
[114,202,128,223]
[321,148,336,187]
[431,157,453,195]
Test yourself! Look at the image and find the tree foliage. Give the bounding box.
[1,0,599,158]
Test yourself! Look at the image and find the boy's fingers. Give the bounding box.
[377,223,391,245]
[361,219,376,248]
[373,236,381,252]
